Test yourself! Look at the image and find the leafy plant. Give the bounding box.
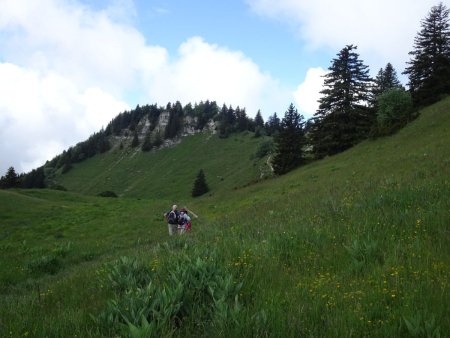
[27,255,62,275]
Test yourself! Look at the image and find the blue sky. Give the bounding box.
[0,0,442,174]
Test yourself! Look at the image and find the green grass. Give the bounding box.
[1,97,449,337]
[55,131,270,199]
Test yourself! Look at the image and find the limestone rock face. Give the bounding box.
[114,111,217,150]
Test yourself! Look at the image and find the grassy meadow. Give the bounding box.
[0,97,449,337]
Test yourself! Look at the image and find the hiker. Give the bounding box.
[177,208,192,235]
[164,205,179,236]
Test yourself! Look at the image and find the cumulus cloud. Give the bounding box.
[146,37,288,117]
[246,0,437,71]
[293,67,327,118]
[0,62,129,173]
[0,0,289,175]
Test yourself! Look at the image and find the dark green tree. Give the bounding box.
[311,44,372,158]
[192,169,209,197]
[152,132,163,148]
[131,131,139,148]
[141,132,153,152]
[272,104,306,175]
[372,63,402,101]
[265,112,281,136]
[403,3,450,106]
[218,104,234,138]
[255,110,264,128]
[235,106,249,132]
[1,167,19,189]
[164,101,183,139]
[254,110,265,137]
[22,167,45,188]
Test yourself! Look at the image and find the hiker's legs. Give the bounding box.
[168,223,177,236]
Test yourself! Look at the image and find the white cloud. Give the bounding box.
[146,37,288,117]
[0,0,290,175]
[0,63,129,174]
[246,0,438,72]
[293,67,327,118]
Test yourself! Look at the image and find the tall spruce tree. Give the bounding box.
[403,3,450,106]
[192,169,209,197]
[311,45,372,159]
[272,103,305,175]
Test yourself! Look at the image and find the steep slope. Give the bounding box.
[55,131,271,199]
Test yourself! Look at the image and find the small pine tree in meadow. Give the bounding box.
[192,169,209,197]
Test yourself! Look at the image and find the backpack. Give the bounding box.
[167,211,178,224]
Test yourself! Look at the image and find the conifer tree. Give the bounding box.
[311,45,372,159]
[272,103,305,175]
[370,63,403,107]
[1,167,19,189]
[164,101,183,139]
[265,112,281,136]
[255,110,264,128]
[152,132,163,148]
[131,131,139,148]
[141,133,153,152]
[235,106,249,132]
[403,3,450,106]
[192,169,209,197]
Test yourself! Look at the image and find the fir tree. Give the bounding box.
[22,167,46,188]
[255,110,264,128]
[311,45,372,159]
[272,104,305,175]
[370,63,403,108]
[164,101,183,139]
[131,131,139,148]
[235,106,249,132]
[403,3,450,106]
[152,132,163,148]
[1,167,19,189]
[141,133,153,152]
[192,169,209,197]
[218,104,233,138]
[265,112,281,136]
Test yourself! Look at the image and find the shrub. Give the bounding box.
[49,184,67,191]
[98,191,118,198]
[376,88,413,135]
[255,140,275,159]
[27,255,62,275]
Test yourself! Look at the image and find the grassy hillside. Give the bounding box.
[1,97,449,337]
[55,131,271,199]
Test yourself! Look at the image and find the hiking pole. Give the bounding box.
[185,207,198,219]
